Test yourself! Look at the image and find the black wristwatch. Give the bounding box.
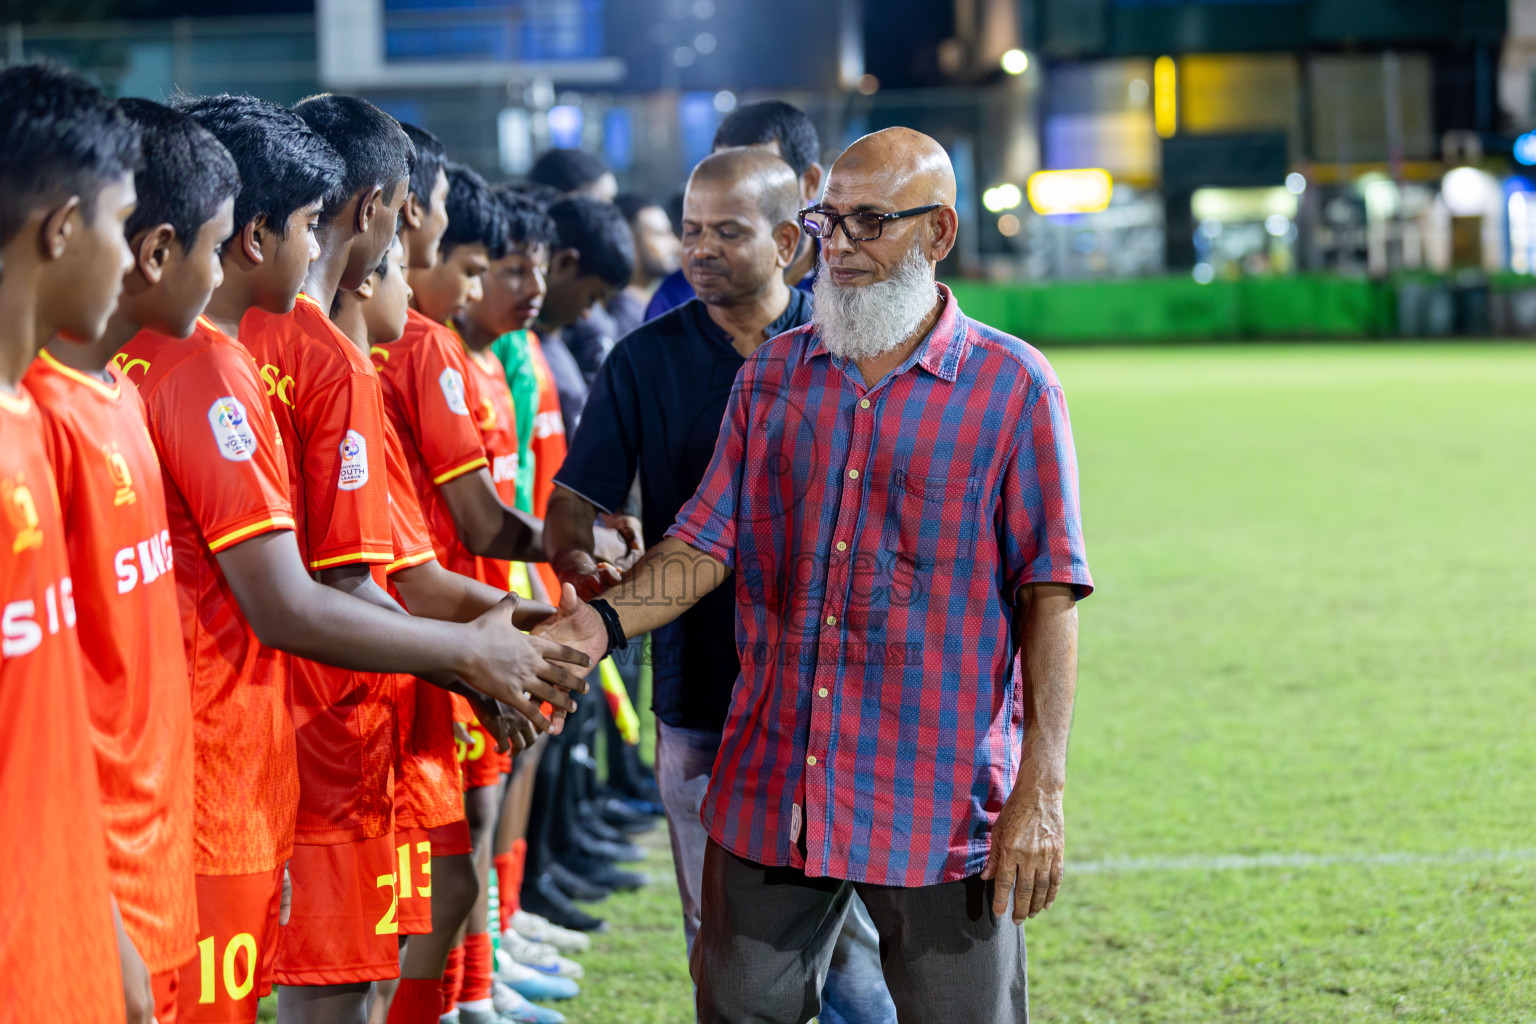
[588,597,628,659]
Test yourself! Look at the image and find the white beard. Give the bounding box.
[812,243,937,363]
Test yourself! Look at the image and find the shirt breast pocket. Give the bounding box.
[880,468,981,571]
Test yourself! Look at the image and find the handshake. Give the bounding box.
[456,520,637,754]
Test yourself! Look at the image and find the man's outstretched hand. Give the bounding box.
[552,547,624,601]
[533,583,608,670]
[461,594,590,732]
[980,782,1065,923]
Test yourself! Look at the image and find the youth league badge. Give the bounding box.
[337,429,369,491]
[440,366,470,415]
[207,396,258,462]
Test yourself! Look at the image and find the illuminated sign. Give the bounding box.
[1515,132,1536,166]
[1026,169,1114,215]
[1154,55,1177,139]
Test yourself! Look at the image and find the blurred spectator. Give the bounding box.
[529,147,618,203]
[646,99,825,319]
[537,195,634,429]
[609,192,681,336]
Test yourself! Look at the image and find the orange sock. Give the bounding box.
[494,839,527,931]
[461,932,494,1004]
[441,944,464,1014]
[387,978,443,1024]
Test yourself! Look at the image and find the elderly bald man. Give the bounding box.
[546,147,897,1024]
[539,128,1093,1022]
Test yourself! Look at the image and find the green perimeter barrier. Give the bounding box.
[945,275,1397,342]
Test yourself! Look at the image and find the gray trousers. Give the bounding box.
[657,722,896,1024]
[691,839,1029,1024]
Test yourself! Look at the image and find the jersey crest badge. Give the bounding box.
[440,367,470,416]
[207,396,259,462]
[338,429,369,491]
[2,473,42,553]
[103,444,137,506]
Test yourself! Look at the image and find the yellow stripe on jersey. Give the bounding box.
[308,549,395,570]
[431,456,488,487]
[386,549,436,575]
[207,516,297,553]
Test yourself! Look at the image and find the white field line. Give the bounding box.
[1071,849,1536,875]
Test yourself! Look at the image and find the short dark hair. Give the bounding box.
[400,122,446,208]
[492,185,558,252]
[120,99,240,252]
[613,192,658,226]
[528,148,611,194]
[0,63,140,247]
[548,195,633,288]
[442,163,508,260]
[292,93,413,220]
[713,100,819,178]
[175,94,343,237]
[502,180,565,211]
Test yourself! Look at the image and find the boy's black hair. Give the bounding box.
[120,98,240,251]
[528,148,611,194]
[613,192,658,226]
[175,93,343,237]
[713,100,819,178]
[503,180,565,211]
[292,94,414,220]
[400,122,447,208]
[548,195,634,289]
[442,163,509,260]
[492,184,558,252]
[0,63,140,248]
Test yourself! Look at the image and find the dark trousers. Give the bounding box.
[691,839,1029,1024]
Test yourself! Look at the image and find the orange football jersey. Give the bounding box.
[380,417,463,831]
[0,387,125,1022]
[525,331,567,598]
[25,352,197,974]
[119,318,299,876]
[372,307,492,583]
[241,294,396,845]
[460,342,520,590]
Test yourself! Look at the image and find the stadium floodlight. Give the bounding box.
[1026,169,1113,216]
[1441,166,1493,217]
[982,183,1023,213]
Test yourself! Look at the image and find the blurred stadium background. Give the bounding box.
[12,1,1535,1020]
[7,0,1536,341]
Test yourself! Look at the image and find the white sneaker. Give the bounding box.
[509,909,590,954]
[498,930,584,979]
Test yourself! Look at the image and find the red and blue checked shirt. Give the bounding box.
[665,283,1093,887]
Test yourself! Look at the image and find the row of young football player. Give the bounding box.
[0,63,626,1024]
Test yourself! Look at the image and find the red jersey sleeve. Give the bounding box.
[297,368,395,569]
[382,418,436,575]
[142,341,295,553]
[407,323,490,487]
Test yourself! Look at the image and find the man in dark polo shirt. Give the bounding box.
[545,147,895,1024]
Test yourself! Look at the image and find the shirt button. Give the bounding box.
[835,541,847,552]
[825,614,837,626]
[818,687,829,698]
[847,469,859,480]
[806,755,817,766]
[859,398,870,409]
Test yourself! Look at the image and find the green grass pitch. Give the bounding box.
[271,343,1536,1022]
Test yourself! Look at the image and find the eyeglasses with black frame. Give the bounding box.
[797,204,942,243]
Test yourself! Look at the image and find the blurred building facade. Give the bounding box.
[7,0,1536,300]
